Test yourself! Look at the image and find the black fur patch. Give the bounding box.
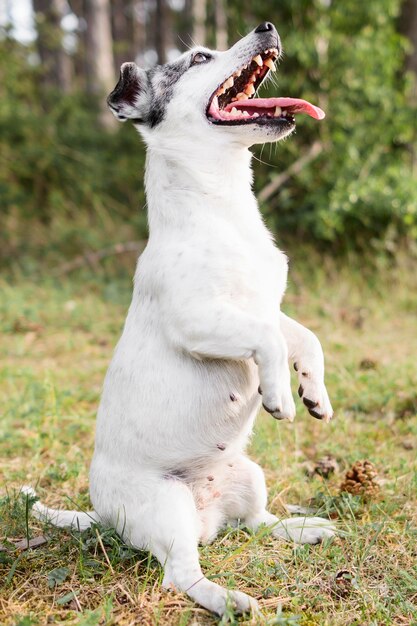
[147,58,189,128]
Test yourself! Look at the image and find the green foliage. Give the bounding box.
[0,489,37,539]
[0,37,147,267]
[245,0,417,249]
[1,0,416,267]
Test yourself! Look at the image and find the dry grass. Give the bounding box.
[1,257,416,625]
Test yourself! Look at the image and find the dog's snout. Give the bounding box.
[255,22,275,34]
[254,21,280,52]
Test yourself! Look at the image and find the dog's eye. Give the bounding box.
[192,52,211,65]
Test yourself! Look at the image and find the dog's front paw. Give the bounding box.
[295,365,333,422]
[260,386,296,422]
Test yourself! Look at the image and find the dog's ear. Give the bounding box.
[107,62,150,123]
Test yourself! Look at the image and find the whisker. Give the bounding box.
[177,35,194,51]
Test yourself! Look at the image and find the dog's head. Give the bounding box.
[107,23,324,148]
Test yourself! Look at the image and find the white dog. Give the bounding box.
[26,23,335,616]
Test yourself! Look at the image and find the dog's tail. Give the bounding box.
[22,486,98,531]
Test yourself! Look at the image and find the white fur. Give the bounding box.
[26,27,334,616]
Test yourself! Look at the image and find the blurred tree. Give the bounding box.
[399,0,417,75]
[214,0,228,50]
[178,0,194,51]
[132,1,147,61]
[83,0,115,94]
[111,0,137,69]
[67,0,88,88]
[33,0,72,92]
[155,0,168,64]
[399,0,417,171]
[193,0,206,46]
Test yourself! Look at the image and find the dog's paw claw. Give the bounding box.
[303,396,318,410]
[308,408,324,420]
[263,403,286,420]
[296,376,333,422]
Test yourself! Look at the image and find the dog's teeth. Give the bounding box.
[274,106,281,117]
[253,54,263,67]
[224,76,234,89]
[252,112,259,117]
[236,92,247,100]
[242,110,249,117]
[249,74,257,83]
[235,69,242,77]
[212,96,219,109]
[230,107,239,115]
[244,84,255,96]
[282,110,287,116]
[264,58,276,71]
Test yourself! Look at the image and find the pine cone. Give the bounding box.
[315,455,339,478]
[340,460,380,498]
[331,570,357,599]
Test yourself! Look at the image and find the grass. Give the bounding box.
[1,255,417,625]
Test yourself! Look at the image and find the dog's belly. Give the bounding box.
[92,329,260,475]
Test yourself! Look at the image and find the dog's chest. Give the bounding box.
[203,224,288,310]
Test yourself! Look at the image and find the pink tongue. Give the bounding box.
[224,97,325,120]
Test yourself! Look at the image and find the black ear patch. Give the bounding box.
[107,62,150,123]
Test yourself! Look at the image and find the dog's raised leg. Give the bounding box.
[170,301,295,421]
[280,312,333,421]
[122,475,257,616]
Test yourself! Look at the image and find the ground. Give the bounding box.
[1,256,416,626]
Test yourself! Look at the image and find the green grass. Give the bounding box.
[1,257,416,625]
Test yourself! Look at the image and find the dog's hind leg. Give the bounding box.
[221,456,336,544]
[120,475,258,616]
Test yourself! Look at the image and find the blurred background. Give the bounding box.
[0,0,416,273]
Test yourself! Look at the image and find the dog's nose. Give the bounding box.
[255,22,275,34]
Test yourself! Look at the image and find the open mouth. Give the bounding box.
[207,48,325,126]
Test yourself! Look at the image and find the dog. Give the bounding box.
[25,23,335,616]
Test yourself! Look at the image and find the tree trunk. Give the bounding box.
[81,0,116,127]
[399,0,417,75]
[177,0,193,51]
[155,0,167,64]
[111,0,138,69]
[214,0,227,50]
[84,0,115,95]
[33,0,72,92]
[399,0,417,170]
[132,0,146,63]
[67,0,87,89]
[192,0,206,47]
